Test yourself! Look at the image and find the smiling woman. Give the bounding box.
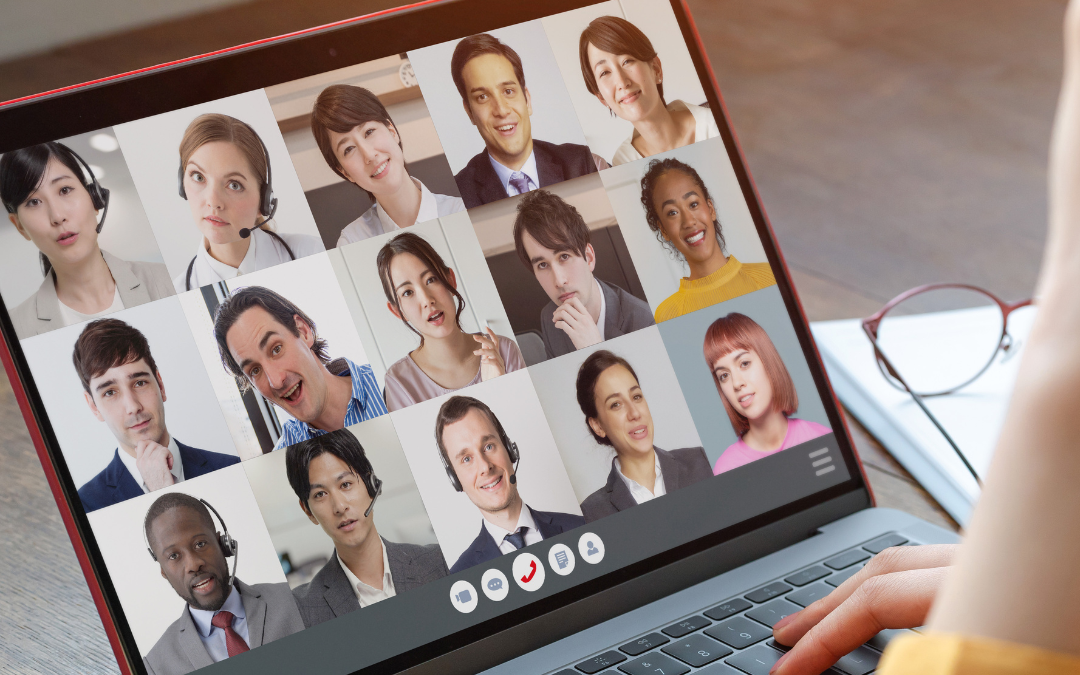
[0,142,174,339]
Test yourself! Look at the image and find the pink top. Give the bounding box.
[383,334,525,412]
[712,417,832,476]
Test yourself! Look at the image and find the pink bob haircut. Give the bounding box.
[703,312,798,437]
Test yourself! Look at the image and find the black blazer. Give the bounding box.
[453,139,598,209]
[291,539,448,628]
[77,441,239,514]
[449,506,586,574]
[580,447,712,523]
[540,278,655,360]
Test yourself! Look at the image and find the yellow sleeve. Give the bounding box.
[741,262,777,290]
[878,632,1080,675]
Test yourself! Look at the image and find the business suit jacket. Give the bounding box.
[9,250,174,339]
[454,139,598,209]
[291,539,449,628]
[540,278,655,360]
[580,447,712,523]
[77,441,239,514]
[143,579,304,675]
[449,506,586,574]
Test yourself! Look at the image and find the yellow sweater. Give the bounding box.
[879,632,1080,675]
[653,255,777,323]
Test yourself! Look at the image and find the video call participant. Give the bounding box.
[310,85,465,246]
[0,142,174,339]
[212,286,388,449]
[704,312,830,475]
[579,16,720,166]
[435,395,585,573]
[285,429,448,627]
[639,157,776,322]
[142,493,304,675]
[72,319,239,513]
[513,189,653,360]
[575,350,710,523]
[378,232,524,411]
[176,113,323,292]
[449,33,605,209]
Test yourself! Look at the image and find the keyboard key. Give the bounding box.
[746,598,801,628]
[662,615,710,638]
[618,652,690,675]
[576,651,627,673]
[833,645,881,675]
[745,582,792,603]
[661,633,732,667]
[554,670,579,675]
[825,564,864,587]
[864,533,908,554]
[824,549,871,570]
[725,644,785,675]
[787,581,833,608]
[696,665,745,674]
[784,565,830,587]
[704,598,752,621]
[620,633,670,656]
[705,616,771,649]
[866,628,912,652]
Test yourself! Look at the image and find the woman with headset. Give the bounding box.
[176,113,324,292]
[0,142,174,339]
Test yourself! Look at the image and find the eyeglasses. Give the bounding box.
[861,283,1034,486]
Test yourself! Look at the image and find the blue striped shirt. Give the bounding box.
[275,359,387,449]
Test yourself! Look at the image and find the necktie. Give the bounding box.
[211,610,250,658]
[508,171,532,196]
[504,526,529,550]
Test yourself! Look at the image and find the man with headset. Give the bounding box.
[285,429,449,627]
[142,492,304,675]
[436,395,585,573]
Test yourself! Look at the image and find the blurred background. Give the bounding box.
[0,0,1064,672]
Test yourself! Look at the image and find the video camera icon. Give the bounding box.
[450,580,478,613]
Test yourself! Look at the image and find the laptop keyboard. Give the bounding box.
[553,532,916,675]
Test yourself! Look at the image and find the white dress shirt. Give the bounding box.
[485,505,544,555]
[336,178,465,246]
[337,539,397,608]
[593,278,607,342]
[173,226,325,293]
[56,287,124,326]
[116,437,185,493]
[614,451,666,505]
[488,150,540,196]
[188,584,249,663]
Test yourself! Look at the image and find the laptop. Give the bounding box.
[0,0,957,673]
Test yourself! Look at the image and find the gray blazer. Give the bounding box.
[580,446,712,523]
[8,249,174,339]
[143,578,304,675]
[291,539,448,628]
[540,278,654,360]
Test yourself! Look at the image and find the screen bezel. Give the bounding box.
[0,0,874,672]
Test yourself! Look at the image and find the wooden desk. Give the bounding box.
[0,0,1062,670]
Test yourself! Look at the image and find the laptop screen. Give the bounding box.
[0,1,862,673]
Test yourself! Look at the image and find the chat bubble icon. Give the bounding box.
[487,577,503,591]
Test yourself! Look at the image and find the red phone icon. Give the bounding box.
[520,560,537,583]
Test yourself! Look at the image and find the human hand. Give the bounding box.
[474,327,506,381]
[135,440,176,491]
[552,297,603,350]
[770,544,956,675]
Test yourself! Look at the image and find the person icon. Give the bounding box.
[586,540,599,556]
[578,532,605,564]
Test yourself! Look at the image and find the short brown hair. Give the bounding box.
[575,350,639,447]
[513,189,591,268]
[579,16,663,103]
[310,85,402,198]
[377,232,467,346]
[180,113,268,193]
[451,33,526,104]
[435,395,510,466]
[73,319,159,395]
[703,313,797,437]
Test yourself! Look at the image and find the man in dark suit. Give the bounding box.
[73,319,238,514]
[513,189,654,361]
[285,429,448,627]
[450,33,601,208]
[435,395,585,574]
[143,493,304,675]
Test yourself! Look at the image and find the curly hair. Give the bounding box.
[638,157,725,258]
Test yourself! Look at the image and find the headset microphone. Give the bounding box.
[508,443,519,484]
[238,228,251,239]
[364,476,384,519]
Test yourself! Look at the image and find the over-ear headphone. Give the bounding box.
[145,498,237,562]
[436,412,520,493]
[177,117,278,224]
[4,143,111,234]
